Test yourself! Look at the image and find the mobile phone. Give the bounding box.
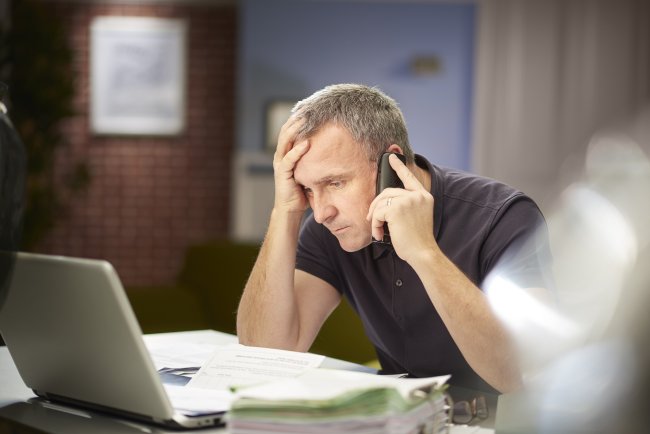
[374,152,406,244]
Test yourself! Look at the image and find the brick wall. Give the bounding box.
[37,1,238,286]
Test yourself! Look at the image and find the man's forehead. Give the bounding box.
[293,123,373,184]
[294,156,355,186]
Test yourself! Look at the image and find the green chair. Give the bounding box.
[127,240,376,365]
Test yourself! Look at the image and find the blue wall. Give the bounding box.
[238,0,475,170]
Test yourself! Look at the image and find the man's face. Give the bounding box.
[293,123,377,252]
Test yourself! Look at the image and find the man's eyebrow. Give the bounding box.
[296,169,356,188]
[312,171,353,186]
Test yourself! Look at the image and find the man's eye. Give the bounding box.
[330,181,344,189]
[303,188,313,197]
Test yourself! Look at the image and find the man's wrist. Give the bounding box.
[271,206,306,223]
[269,207,307,237]
[409,242,446,274]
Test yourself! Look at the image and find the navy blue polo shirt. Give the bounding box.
[296,155,552,393]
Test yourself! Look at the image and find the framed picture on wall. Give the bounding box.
[265,100,296,151]
[90,17,187,136]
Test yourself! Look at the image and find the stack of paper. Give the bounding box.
[227,369,449,434]
[162,343,326,415]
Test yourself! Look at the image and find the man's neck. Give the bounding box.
[411,162,431,192]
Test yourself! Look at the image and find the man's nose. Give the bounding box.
[311,194,336,224]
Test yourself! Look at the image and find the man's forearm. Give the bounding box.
[412,248,523,393]
[236,209,305,349]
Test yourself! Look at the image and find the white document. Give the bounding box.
[233,368,450,401]
[143,330,236,370]
[163,384,234,414]
[145,341,218,370]
[187,344,325,390]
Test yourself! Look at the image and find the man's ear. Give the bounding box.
[386,144,403,154]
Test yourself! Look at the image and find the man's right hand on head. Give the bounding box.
[273,115,310,214]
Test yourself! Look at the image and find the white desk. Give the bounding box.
[0,330,493,433]
[0,345,34,406]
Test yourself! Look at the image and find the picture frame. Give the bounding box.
[90,17,187,136]
[265,100,296,151]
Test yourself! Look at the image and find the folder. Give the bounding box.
[227,369,450,434]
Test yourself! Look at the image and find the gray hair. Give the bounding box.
[292,84,414,164]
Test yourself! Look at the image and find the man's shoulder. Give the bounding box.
[436,166,531,211]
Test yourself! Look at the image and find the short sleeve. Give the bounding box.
[480,196,555,290]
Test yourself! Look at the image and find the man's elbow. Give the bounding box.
[236,322,304,352]
[491,367,524,394]
[236,313,266,347]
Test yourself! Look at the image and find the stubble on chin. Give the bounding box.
[336,231,373,253]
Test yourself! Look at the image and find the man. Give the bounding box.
[237,84,552,394]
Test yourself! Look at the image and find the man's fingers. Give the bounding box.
[286,140,310,162]
[389,154,422,191]
[366,188,401,221]
[368,200,387,240]
[367,190,402,241]
[275,115,305,159]
[278,140,310,177]
[371,217,385,241]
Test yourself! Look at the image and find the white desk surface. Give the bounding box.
[0,345,34,405]
[0,330,493,434]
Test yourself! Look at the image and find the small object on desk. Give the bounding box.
[381,372,410,379]
[452,395,489,425]
[158,366,201,376]
[449,426,494,434]
[158,368,197,386]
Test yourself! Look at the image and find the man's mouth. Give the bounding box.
[331,226,349,234]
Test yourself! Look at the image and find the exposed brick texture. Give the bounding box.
[37,1,237,286]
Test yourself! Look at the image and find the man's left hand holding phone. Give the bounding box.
[367,151,437,266]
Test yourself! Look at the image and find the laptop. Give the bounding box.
[0,252,225,429]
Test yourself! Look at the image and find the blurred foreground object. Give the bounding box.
[487,106,650,433]
[0,82,26,252]
[0,0,89,249]
[0,82,27,346]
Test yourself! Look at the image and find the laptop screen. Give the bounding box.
[0,252,223,428]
